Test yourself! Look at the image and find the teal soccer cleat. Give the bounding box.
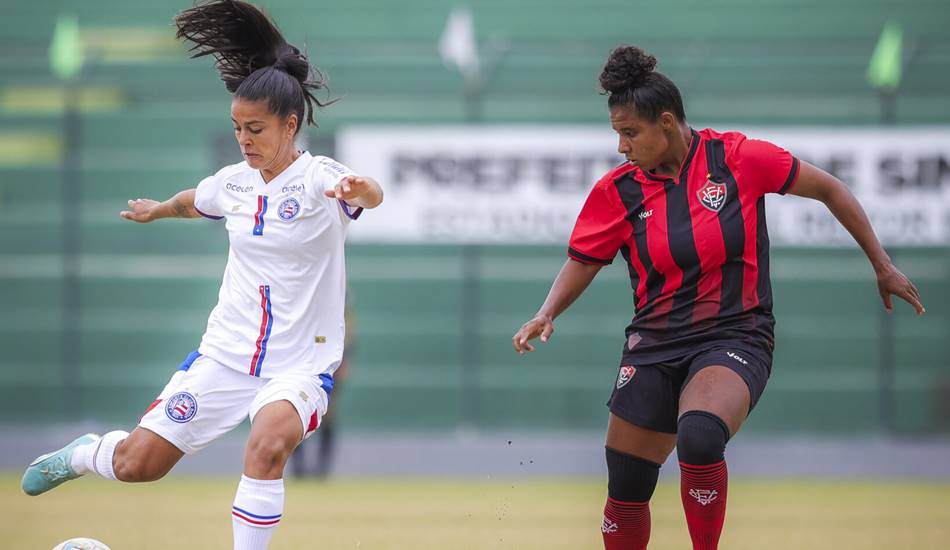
[21,433,99,496]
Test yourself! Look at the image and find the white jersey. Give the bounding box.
[192,151,360,378]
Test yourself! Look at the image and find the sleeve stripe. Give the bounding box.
[778,157,800,195]
[567,247,612,265]
[194,205,224,220]
[339,199,363,220]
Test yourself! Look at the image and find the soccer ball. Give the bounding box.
[52,539,111,550]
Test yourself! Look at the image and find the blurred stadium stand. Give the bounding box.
[0,0,948,434]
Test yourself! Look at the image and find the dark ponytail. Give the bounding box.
[599,46,685,122]
[175,0,333,131]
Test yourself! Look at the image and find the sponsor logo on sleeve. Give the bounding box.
[318,158,349,176]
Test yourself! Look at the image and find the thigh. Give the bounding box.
[246,400,304,451]
[606,413,677,464]
[607,363,682,434]
[679,366,750,436]
[139,354,258,454]
[679,346,772,436]
[250,372,332,442]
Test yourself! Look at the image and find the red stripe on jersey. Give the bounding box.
[643,185,679,325]
[740,197,761,311]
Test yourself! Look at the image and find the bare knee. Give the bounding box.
[113,439,175,482]
[245,436,295,478]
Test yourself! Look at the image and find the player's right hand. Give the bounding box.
[120,198,160,223]
[512,315,554,354]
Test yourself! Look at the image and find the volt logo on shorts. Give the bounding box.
[726,351,748,365]
[616,365,637,389]
[165,392,198,423]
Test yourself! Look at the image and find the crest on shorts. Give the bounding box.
[278,197,301,221]
[697,179,727,212]
[616,365,636,389]
[165,391,198,423]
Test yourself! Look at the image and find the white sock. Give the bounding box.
[232,475,284,550]
[78,430,128,480]
[69,438,100,475]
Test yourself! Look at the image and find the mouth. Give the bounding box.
[244,152,260,159]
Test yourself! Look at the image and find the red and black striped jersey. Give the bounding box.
[568,128,799,363]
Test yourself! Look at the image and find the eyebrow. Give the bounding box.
[231,119,266,125]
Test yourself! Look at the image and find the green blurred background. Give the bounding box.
[1,0,948,438]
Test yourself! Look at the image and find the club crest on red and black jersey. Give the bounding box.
[697,175,727,212]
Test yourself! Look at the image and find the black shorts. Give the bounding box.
[607,341,772,434]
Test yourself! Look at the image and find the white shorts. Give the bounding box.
[139,353,332,454]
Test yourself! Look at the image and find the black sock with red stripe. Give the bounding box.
[602,447,660,550]
[677,411,730,550]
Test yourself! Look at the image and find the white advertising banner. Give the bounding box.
[337,126,950,246]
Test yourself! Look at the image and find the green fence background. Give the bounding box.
[1,0,948,433]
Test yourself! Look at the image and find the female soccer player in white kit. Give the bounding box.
[21,2,382,548]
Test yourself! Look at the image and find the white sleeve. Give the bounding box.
[311,156,363,224]
[193,175,224,219]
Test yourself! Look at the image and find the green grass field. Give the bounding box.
[3,474,949,549]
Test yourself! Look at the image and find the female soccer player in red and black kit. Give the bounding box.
[512,46,926,550]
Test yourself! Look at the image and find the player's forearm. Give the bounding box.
[154,189,200,220]
[349,177,384,209]
[820,182,891,272]
[536,259,602,321]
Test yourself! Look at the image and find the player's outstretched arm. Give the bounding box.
[120,188,200,223]
[788,161,925,315]
[323,175,384,209]
[512,259,603,354]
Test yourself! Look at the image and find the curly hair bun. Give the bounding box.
[599,46,657,94]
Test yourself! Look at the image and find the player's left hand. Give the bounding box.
[876,262,925,315]
[324,175,372,202]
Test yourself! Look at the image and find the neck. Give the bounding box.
[653,122,693,177]
[260,146,300,183]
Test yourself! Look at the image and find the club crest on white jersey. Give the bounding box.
[278,197,301,221]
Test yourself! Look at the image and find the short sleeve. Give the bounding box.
[734,138,800,196]
[567,181,628,265]
[193,175,224,219]
[310,156,362,223]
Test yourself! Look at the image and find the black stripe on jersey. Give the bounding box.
[778,157,800,195]
[665,177,702,327]
[614,173,662,314]
[568,247,613,265]
[706,139,746,318]
[755,196,772,311]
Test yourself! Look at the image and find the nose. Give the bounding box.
[617,137,630,155]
